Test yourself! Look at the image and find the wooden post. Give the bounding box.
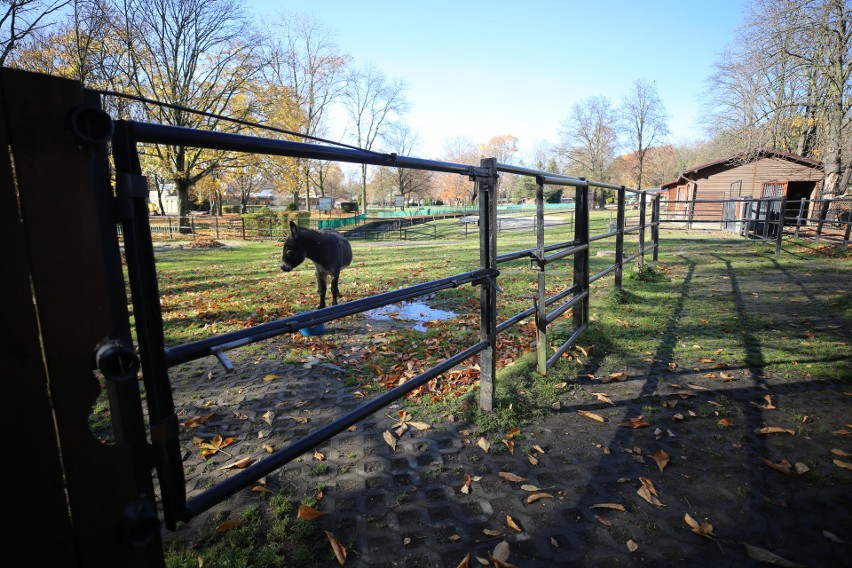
[477,158,499,412]
[614,186,625,289]
[1,68,162,567]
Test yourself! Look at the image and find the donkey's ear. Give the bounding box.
[289,220,299,238]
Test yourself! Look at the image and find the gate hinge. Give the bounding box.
[115,172,148,220]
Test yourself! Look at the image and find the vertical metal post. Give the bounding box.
[477,158,498,412]
[535,177,548,375]
[794,199,805,238]
[652,194,660,262]
[113,121,187,530]
[215,215,219,239]
[775,197,786,257]
[614,186,625,289]
[638,191,647,267]
[573,183,590,330]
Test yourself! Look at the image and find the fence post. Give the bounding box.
[794,199,805,238]
[477,158,499,412]
[638,190,647,268]
[652,194,660,262]
[573,182,590,330]
[535,177,548,375]
[215,215,219,240]
[614,186,625,289]
[775,196,786,257]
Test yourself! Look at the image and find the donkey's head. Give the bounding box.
[280,221,307,272]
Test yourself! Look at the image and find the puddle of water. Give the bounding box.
[364,300,457,332]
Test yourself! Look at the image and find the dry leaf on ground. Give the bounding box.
[755,427,796,436]
[627,539,638,552]
[506,516,523,532]
[498,472,527,482]
[577,409,606,422]
[621,416,651,428]
[590,503,626,511]
[833,459,852,470]
[326,531,347,565]
[684,513,716,539]
[297,504,327,521]
[743,543,807,567]
[653,449,670,473]
[477,437,491,452]
[527,493,554,503]
[383,430,397,451]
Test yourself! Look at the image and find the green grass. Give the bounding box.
[111,214,852,565]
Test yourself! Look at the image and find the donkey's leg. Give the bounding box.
[330,271,341,306]
[315,270,327,309]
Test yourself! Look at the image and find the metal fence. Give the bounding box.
[108,107,660,536]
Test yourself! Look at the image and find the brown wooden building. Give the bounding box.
[662,150,824,228]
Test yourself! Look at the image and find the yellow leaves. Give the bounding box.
[620,416,651,429]
[526,493,553,504]
[297,504,327,521]
[755,427,796,436]
[326,531,347,566]
[383,430,398,451]
[262,374,280,381]
[684,513,715,539]
[477,437,491,452]
[636,477,665,507]
[577,410,606,423]
[181,412,215,428]
[313,450,326,461]
[506,515,523,532]
[652,449,670,473]
[591,392,614,405]
[193,434,235,458]
[626,539,639,553]
[219,457,254,470]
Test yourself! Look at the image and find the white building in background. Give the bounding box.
[148,182,179,215]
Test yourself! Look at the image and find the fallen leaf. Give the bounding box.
[653,449,670,473]
[219,457,255,470]
[554,382,567,389]
[262,374,280,382]
[794,462,810,475]
[181,412,216,428]
[621,416,651,428]
[684,513,715,539]
[833,459,852,471]
[297,504,327,521]
[491,541,511,564]
[409,421,431,430]
[832,429,851,435]
[506,516,523,532]
[448,533,462,541]
[761,457,793,475]
[326,531,347,566]
[550,537,559,547]
[709,362,729,369]
[823,531,844,544]
[577,410,606,423]
[627,539,638,553]
[831,448,852,458]
[527,493,554,503]
[532,444,545,454]
[520,484,542,492]
[498,472,527,482]
[687,383,711,391]
[505,427,521,439]
[455,552,470,568]
[528,455,539,466]
[591,392,615,405]
[383,430,397,451]
[313,450,326,461]
[193,434,235,459]
[609,372,628,381]
[755,427,796,436]
[477,437,491,452]
[718,418,733,427]
[594,515,612,527]
[251,485,272,494]
[637,479,665,507]
[743,543,807,567]
[215,520,244,533]
[483,529,504,537]
[590,503,626,511]
[461,473,472,495]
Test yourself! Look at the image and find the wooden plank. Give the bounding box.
[2,68,153,567]
[0,69,78,568]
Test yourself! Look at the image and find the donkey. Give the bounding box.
[281,221,353,309]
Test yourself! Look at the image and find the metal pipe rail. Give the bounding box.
[547,323,588,367]
[497,239,580,264]
[165,268,497,367]
[126,120,486,178]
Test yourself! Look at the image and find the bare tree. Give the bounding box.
[342,63,408,213]
[620,78,669,190]
[0,0,70,65]
[558,95,618,207]
[380,121,431,205]
[270,12,348,211]
[117,0,261,230]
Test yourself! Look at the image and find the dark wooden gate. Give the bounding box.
[2,69,163,566]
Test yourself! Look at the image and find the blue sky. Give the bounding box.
[251,1,747,160]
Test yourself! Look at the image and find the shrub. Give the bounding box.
[545,188,563,203]
[222,205,240,214]
[340,201,358,213]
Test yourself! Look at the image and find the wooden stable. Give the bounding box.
[662,150,824,227]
